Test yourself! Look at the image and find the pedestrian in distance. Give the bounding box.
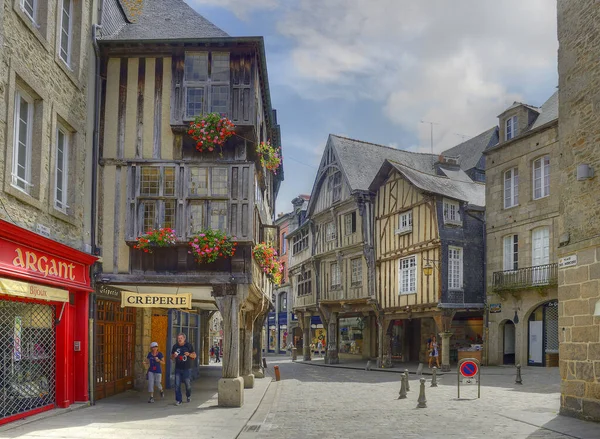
[171,333,197,405]
[143,341,164,403]
[317,340,323,357]
[210,345,214,363]
[214,345,221,363]
[428,335,440,369]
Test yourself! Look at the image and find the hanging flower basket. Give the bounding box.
[187,113,235,153]
[252,242,283,285]
[134,227,177,253]
[256,141,282,174]
[188,229,237,264]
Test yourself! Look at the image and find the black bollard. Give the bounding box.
[431,367,438,387]
[417,378,427,408]
[516,363,523,385]
[398,374,407,399]
[404,369,410,391]
[262,357,267,368]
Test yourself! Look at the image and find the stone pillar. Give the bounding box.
[215,291,243,407]
[326,312,339,364]
[440,332,452,372]
[383,330,393,368]
[252,313,266,378]
[303,315,312,361]
[376,315,385,368]
[240,310,255,389]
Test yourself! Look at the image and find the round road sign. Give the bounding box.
[460,361,478,378]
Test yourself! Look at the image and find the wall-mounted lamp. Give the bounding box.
[594,300,600,317]
[423,258,440,277]
[577,164,594,181]
[513,310,519,324]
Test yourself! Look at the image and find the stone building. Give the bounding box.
[557,0,600,421]
[0,0,99,424]
[484,92,560,368]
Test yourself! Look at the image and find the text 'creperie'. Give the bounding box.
[126,295,189,306]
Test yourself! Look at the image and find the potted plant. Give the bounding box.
[188,229,237,264]
[187,113,235,154]
[134,227,177,253]
[256,141,282,174]
[252,242,283,285]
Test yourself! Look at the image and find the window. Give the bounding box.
[351,258,362,286]
[330,262,341,287]
[188,167,228,196]
[504,167,519,208]
[292,228,309,255]
[326,222,337,241]
[12,90,34,194]
[59,0,73,66]
[506,115,518,140]
[443,199,461,225]
[297,270,312,296]
[328,171,342,203]
[184,52,230,119]
[396,210,412,234]
[281,232,287,254]
[532,227,550,284]
[279,294,287,312]
[503,235,518,271]
[137,166,177,233]
[533,155,550,200]
[344,212,356,235]
[448,247,463,290]
[399,256,416,294]
[20,0,37,23]
[54,125,70,211]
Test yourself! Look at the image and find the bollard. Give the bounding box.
[417,378,427,408]
[416,362,424,378]
[515,364,523,385]
[404,370,410,391]
[274,365,281,381]
[291,347,297,361]
[431,367,438,387]
[398,374,407,399]
[366,360,372,371]
[262,358,267,369]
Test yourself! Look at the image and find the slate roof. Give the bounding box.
[329,135,438,192]
[439,127,499,172]
[530,91,559,130]
[102,0,229,41]
[386,161,485,207]
[498,101,540,116]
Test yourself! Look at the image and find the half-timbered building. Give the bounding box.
[94,0,281,407]
[369,158,486,371]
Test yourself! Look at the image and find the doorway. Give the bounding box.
[503,321,516,364]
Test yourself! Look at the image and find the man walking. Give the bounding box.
[171,333,196,405]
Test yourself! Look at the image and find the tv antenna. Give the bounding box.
[420,120,440,155]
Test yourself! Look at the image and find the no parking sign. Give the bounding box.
[457,358,481,399]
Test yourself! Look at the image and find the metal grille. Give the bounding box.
[545,301,559,352]
[0,299,56,421]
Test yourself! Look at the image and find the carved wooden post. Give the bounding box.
[253,312,267,378]
[240,310,255,388]
[327,312,339,364]
[214,285,243,407]
[376,315,385,368]
[302,314,311,361]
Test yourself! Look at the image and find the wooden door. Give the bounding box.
[151,315,169,390]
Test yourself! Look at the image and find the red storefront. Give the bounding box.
[0,220,96,425]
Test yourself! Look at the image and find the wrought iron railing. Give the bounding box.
[492,263,558,291]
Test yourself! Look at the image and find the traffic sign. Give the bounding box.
[460,360,478,378]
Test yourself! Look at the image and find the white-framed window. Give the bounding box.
[533,155,550,200]
[398,256,416,294]
[351,258,362,285]
[330,262,341,287]
[448,246,463,290]
[443,199,461,225]
[504,167,519,208]
[54,124,70,212]
[20,0,37,23]
[328,171,342,203]
[183,52,230,119]
[12,90,34,194]
[506,115,518,140]
[326,222,337,242]
[344,211,356,235]
[503,234,518,271]
[59,0,73,66]
[532,227,550,284]
[396,210,412,234]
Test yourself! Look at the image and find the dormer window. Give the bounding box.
[506,115,518,140]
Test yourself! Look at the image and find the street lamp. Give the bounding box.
[422,258,439,277]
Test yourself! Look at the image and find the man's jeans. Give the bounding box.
[174,369,191,402]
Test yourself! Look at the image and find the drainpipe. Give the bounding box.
[89,0,104,406]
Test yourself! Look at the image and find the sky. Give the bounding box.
[185,0,559,214]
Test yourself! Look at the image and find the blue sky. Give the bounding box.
[186,0,558,214]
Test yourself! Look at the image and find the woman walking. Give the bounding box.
[428,335,440,369]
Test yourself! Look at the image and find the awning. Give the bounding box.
[0,278,69,303]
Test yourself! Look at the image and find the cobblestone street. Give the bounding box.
[239,357,600,439]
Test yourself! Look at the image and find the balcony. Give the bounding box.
[492,263,558,292]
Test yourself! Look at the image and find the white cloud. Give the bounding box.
[275,0,558,151]
[186,0,278,18]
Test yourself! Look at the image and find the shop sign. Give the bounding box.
[97,285,122,300]
[559,254,577,269]
[120,291,192,309]
[0,278,69,303]
[489,303,502,313]
[0,240,89,288]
